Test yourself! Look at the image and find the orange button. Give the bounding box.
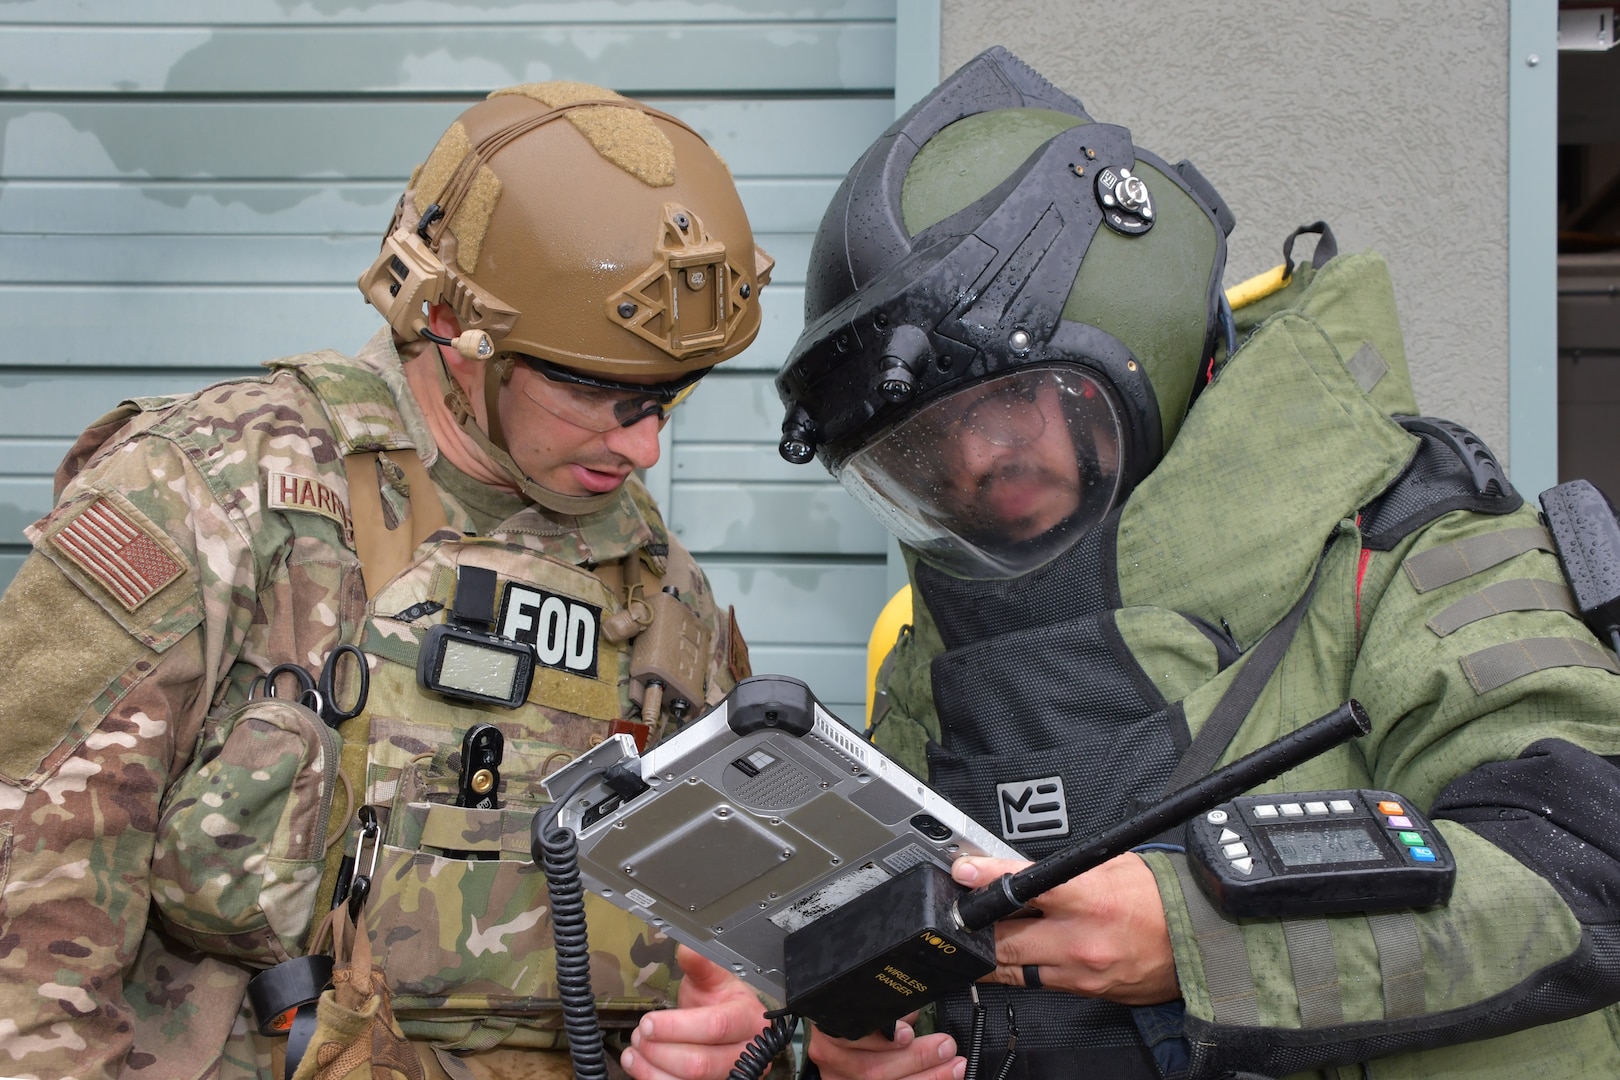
[1377,800,1405,816]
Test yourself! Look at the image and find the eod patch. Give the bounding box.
[498,584,601,679]
[995,775,1070,841]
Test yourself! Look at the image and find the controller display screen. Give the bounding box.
[1268,825,1384,868]
[440,636,524,697]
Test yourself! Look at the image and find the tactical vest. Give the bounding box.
[874,252,1526,1079]
[304,355,713,1050]
[145,347,726,1060]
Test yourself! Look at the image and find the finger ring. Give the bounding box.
[1022,964,1042,990]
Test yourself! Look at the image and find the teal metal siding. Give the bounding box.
[0,0,938,723]
[1508,0,1558,496]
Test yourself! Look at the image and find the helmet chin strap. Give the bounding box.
[433,350,620,517]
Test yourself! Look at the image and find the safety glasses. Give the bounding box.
[514,355,708,431]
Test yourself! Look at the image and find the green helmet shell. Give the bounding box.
[778,47,1232,487]
[901,108,1088,235]
[1063,162,1221,449]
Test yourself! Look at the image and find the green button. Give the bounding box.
[1398,831,1424,846]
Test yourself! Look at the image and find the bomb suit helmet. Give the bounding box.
[776,48,1233,578]
[360,82,773,511]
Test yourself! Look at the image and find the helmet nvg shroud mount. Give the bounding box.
[776,48,1233,578]
[361,82,773,514]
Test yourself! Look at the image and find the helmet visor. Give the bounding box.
[837,366,1125,579]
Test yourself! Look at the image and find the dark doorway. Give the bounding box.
[1559,17,1620,501]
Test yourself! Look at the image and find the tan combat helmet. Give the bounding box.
[360,81,774,512]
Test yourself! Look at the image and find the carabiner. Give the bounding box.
[348,806,381,923]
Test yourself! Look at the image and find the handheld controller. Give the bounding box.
[1186,789,1455,918]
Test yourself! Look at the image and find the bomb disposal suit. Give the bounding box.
[776,49,1620,1079]
[0,83,771,1080]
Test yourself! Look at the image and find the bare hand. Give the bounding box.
[621,946,771,1080]
[807,1014,964,1080]
[951,852,1179,1006]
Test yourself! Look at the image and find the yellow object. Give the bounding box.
[866,585,914,727]
[1224,264,1290,310]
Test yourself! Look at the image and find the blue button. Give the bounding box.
[1409,847,1437,862]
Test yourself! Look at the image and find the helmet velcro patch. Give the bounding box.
[563,105,675,187]
[447,167,501,272]
[416,121,472,215]
[491,81,675,188]
[493,79,625,108]
[412,121,504,272]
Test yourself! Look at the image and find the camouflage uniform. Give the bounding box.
[0,329,743,1080]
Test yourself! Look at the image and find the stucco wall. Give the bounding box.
[941,1,1512,456]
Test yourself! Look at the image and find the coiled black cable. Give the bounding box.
[962,985,987,1080]
[534,768,797,1080]
[534,769,609,1080]
[991,1003,1019,1080]
[727,1010,799,1080]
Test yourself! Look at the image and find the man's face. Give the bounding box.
[836,365,1124,579]
[931,378,1090,543]
[420,302,672,499]
[494,361,667,497]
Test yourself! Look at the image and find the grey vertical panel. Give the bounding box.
[894,0,943,116]
[1508,0,1558,493]
[886,0,942,598]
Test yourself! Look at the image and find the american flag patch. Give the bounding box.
[51,497,184,611]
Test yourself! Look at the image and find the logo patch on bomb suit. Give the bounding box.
[499,584,601,679]
[995,776,1070,841]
